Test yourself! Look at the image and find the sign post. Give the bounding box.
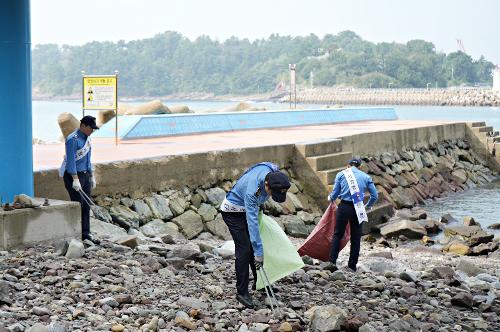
[82,71,119,145]
[289,64,296,109]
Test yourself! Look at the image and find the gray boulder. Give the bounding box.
[451,292,473,308]
[65,239,84,259]
[390,187,415,209]
[190,193,203,208]
[444,225,482,238]
[169,196,187,216]
[451,169,468,183]
[115,235,139,249]
[198,203,217,222]
[287,192,303,211]
[456,259,486,277]
[140,219,182,238]
[169,243,202,260]
[439,213,458,224]
[27,324,49,332]
[132,199,153,224]
[91,206,112,223]
[0,281,11,305]
[172,210,204,239]
[109,205,140,229]
[263,199,283,216]
[205,187,226,207]
[308,305,347,332]
[283,217,310,238]
[380,220,427,239]
[145,195,174,220]
[90,218,127,241]
[206,214,232,240]
[297,211,316,225]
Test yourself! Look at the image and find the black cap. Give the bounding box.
[348,158,362,167]
[81,115,99,129]
[267,171,291,203]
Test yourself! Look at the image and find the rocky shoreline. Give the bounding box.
[2,138,500,330]
[0,219,498,331]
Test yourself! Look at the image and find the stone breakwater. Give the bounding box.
[356,139,497,209]
[355,138,499,257]
[91,168,323,242]
[283,88,500,106]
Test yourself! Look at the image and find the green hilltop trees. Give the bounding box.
[32,31,495,97]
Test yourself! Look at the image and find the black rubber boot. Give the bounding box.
[236,293,255,309]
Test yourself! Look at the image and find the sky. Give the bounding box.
[31,0,499,63]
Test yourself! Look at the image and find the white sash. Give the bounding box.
[59,136,91,177]
[343,167,368,224]
[220,197,246,212]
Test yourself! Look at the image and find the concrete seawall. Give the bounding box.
[31,120,500,256]
[285,88,500,106]
[34,122,498,201]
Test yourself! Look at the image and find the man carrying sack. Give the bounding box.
[220,162,291,309]
[327,158,378,272]
[60,115,99,243]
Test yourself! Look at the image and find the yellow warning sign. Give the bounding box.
[83,76,117,110]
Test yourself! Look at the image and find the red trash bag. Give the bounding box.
[298,202,351,262]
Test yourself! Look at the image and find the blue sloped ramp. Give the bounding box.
[94,107,397,140]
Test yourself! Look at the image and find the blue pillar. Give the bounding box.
[0,0,33,203]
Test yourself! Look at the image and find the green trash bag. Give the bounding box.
[256,212,305,290]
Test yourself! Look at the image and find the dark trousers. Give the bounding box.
[329,201,363,270]
[221,211,257,296]
[63,171,91,239]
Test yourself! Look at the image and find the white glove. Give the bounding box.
[254,256,264,269]
[90,176,96,189]
[72,178,82,191]
[327,195,331,201]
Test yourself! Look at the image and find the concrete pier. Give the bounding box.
[34,119,497,201]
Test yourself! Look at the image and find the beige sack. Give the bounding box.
[168,105,192,114]
[117,103,133,116]
[118,100,170,116]
[222,101,253,112]
[97,109,116,126]
[57,112,80,139]
[14,194,41,208]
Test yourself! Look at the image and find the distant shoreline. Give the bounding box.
[32,92,272,103]
[33,87,500,107]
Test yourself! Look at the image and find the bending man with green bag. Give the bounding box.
[220,162,291,309]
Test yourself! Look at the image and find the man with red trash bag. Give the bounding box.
[326,158,378,272]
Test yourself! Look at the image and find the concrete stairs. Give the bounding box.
[294,138,394,232]
[469,122,500,168]
[470,121,499,151]
[295,139,352,189]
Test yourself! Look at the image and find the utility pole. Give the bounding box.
[310,71,314,89]
[451,64,454,81]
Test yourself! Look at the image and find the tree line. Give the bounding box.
[32,30,495,96]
